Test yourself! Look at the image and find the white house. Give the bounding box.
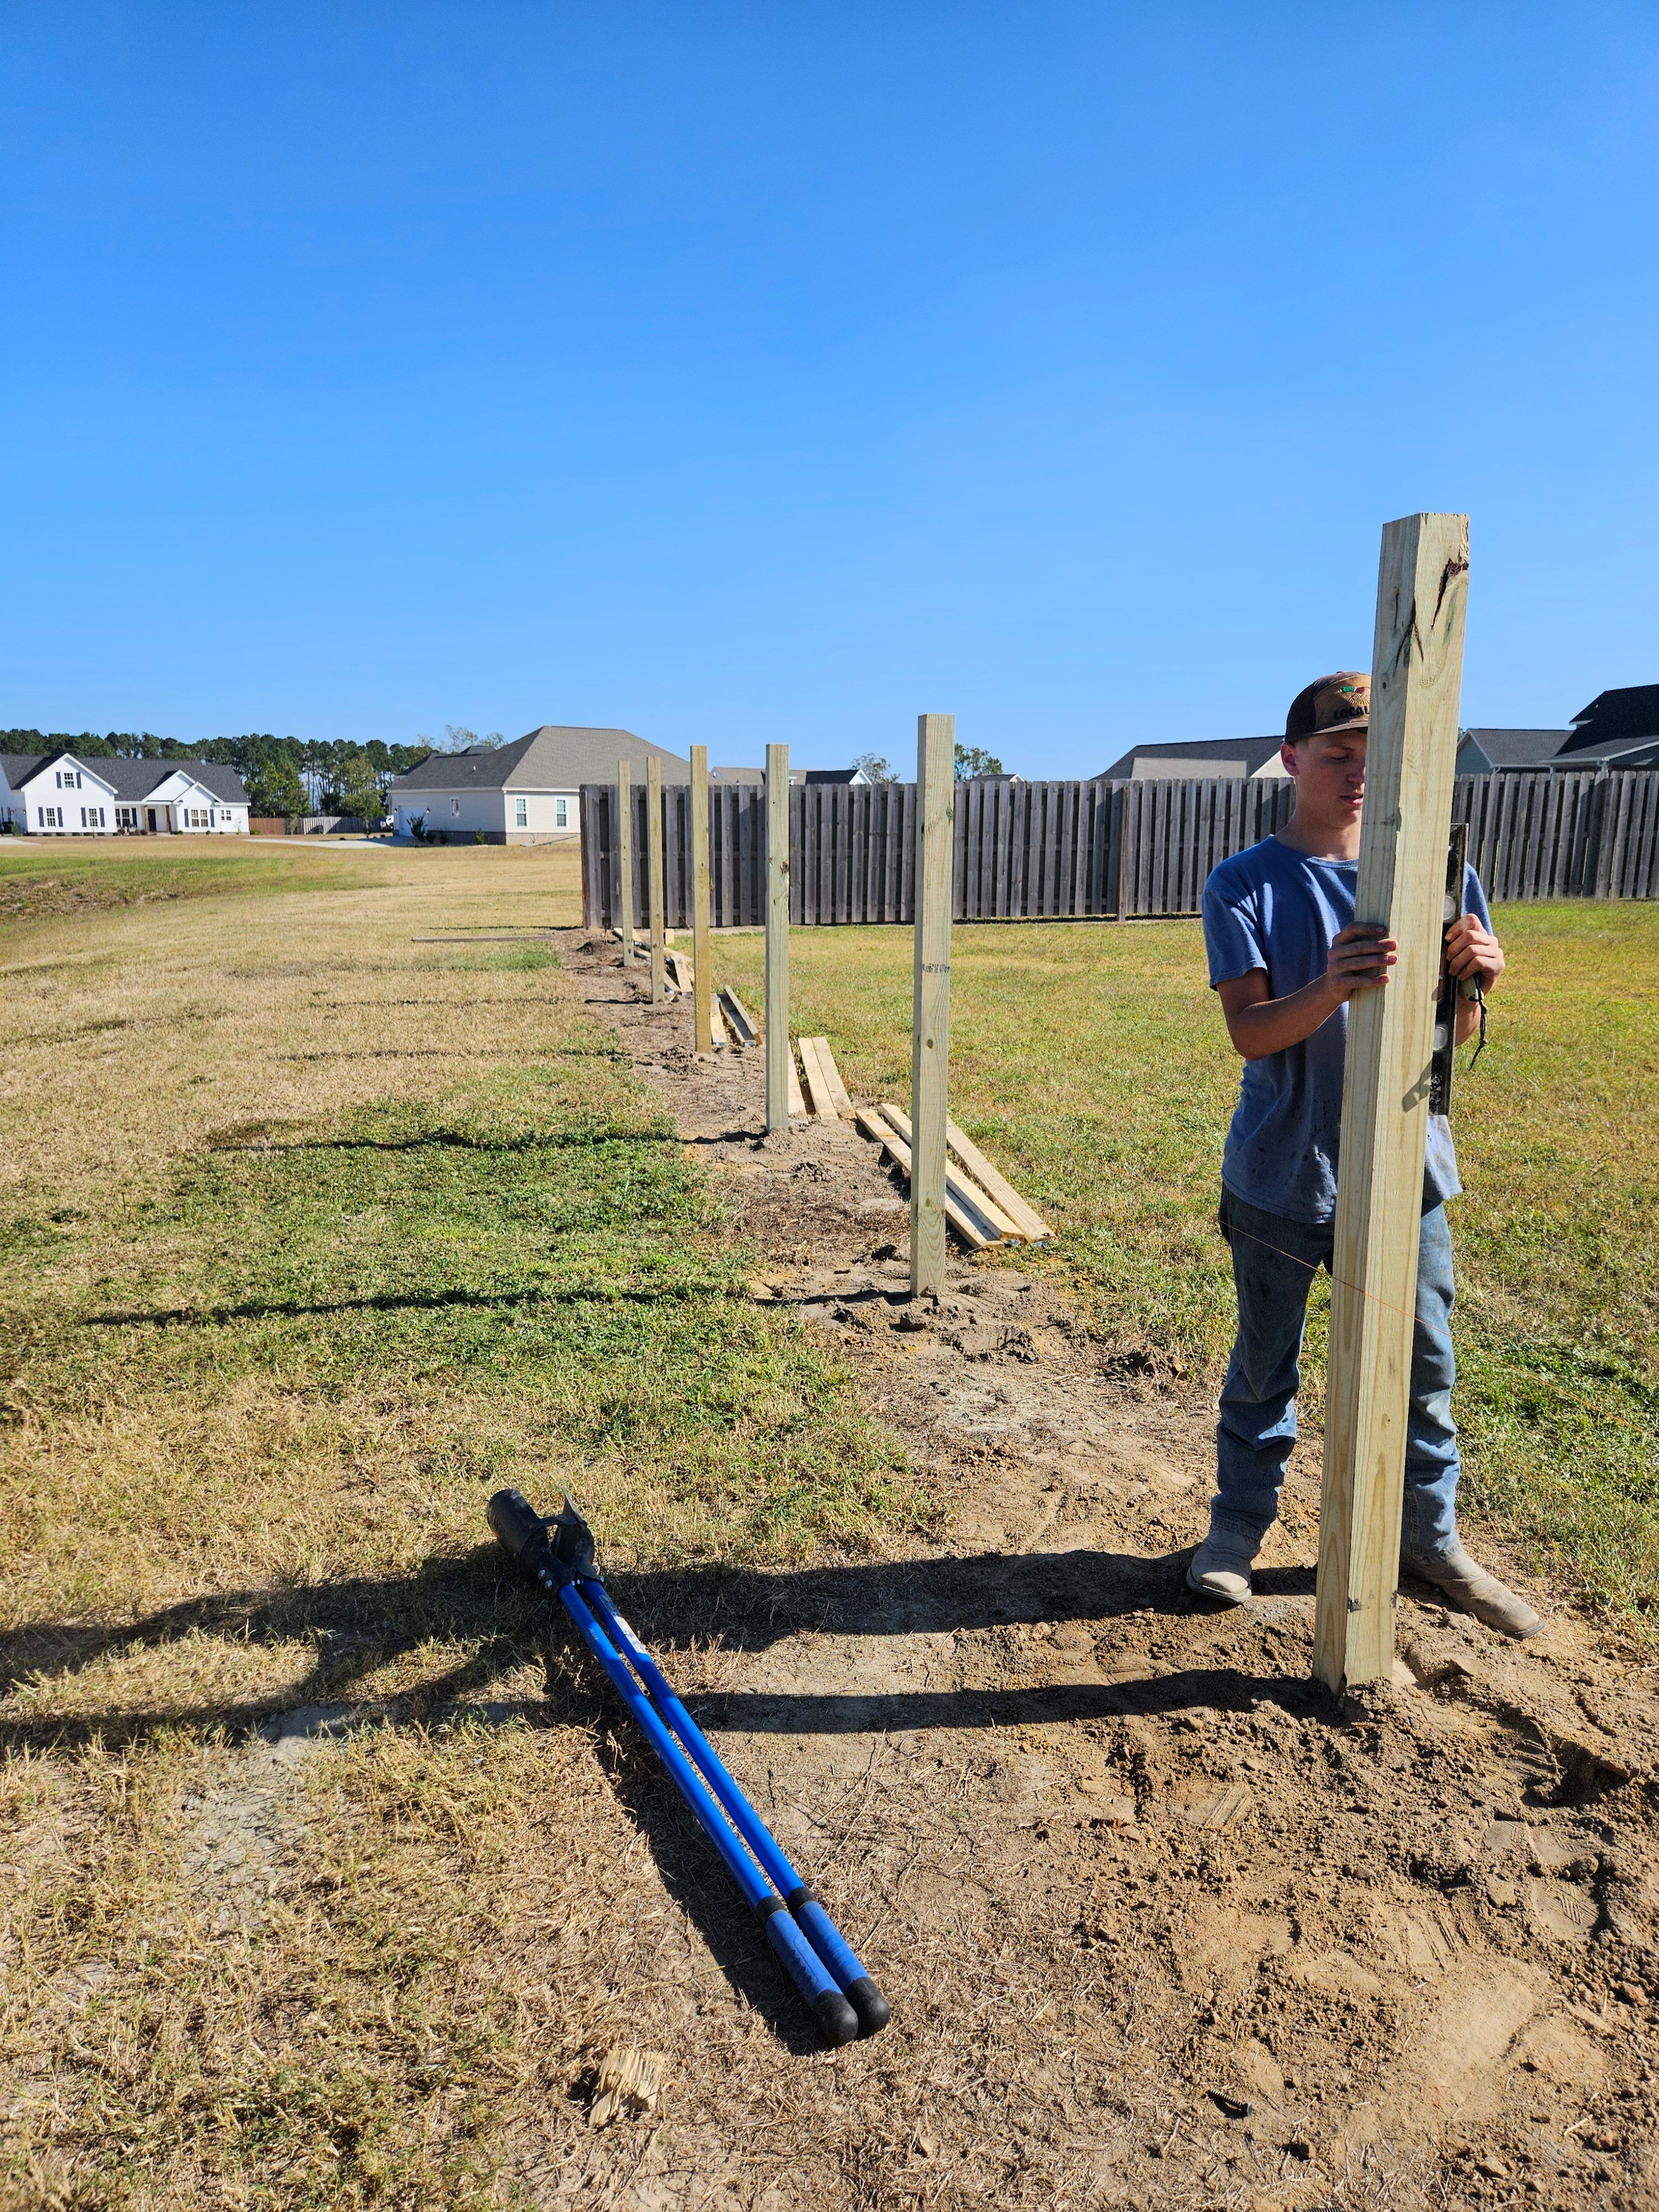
[0,752,251,836]
[387,725,691,843]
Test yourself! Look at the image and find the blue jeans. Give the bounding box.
[1213,1186,1461,1564]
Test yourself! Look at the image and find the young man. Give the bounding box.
[1194,671,1542,1639]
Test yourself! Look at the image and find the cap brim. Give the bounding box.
[1308,718,1369,738]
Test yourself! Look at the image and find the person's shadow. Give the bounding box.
[2,1536,1322,2044]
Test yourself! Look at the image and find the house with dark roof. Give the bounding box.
[385,726,690,843]
[1558,685,1659,769]
[1454,729,1574,774]
[1456,690,1659,773]
[0,751,251,836]
[1092,735,1289,781]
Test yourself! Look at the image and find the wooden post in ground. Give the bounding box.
[910,713,956,1298]
[690,745,713,1052]
[646,755,666,1005]
[616,759,634,964]
[765,742,791,1128]
[1313,513,1470,1693]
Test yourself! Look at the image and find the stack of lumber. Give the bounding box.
[855,1104,1050,1251]
[781,1030,1051,1251]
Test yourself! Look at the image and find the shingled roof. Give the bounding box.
[1456,729,1572,771]
[1092,735,1287,780]
[1567,685,1659,750]
[387,726,690,797]
[0,752,249,803]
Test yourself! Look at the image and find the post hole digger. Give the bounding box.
[487,1489,890,2048]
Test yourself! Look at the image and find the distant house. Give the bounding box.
[800,767,875,787]
[1457,690,1659,773]
[1455,729,1574,775]
[1558,686,1659,769]
[1092,736,1289,781]
[0,751,250,836]
[386,725,690,843]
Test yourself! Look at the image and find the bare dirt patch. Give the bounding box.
[542,928,1659,2210]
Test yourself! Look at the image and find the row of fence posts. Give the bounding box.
[609,721,959,1301]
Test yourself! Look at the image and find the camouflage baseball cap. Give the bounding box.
[1285,671,1370,742]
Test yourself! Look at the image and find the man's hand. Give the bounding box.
[1445,913,1505,993]
[1219,923,1395,1061]
[1322,922,1396,1006]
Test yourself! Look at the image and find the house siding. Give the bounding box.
[393,788,579,842]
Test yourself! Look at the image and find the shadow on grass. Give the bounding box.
[82,1280,724,1329]
[1,1551,862,2053]
[207,1123,668,1156]
[1,1542,1324,1746]
[1,1542,1333,2048]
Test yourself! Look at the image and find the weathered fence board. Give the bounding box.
[581,770,1659,930]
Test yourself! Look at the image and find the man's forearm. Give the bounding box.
[1226,977,1339,1060]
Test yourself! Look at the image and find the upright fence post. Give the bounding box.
[910,713,955,1298]
[617,759,634,963]
[647,756,666,1005]
[765,742,791,1129]
[691,745,713,1052]
[1314,513,1469,1693]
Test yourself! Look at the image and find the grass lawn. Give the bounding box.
[715,901,1659,1625]
[0,839,914,2207]
[0,832,401,925]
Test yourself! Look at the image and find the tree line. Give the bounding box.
[0,728,491,818]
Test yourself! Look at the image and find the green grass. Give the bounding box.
[0,836,396,927]
[2,1060,915,1640]
[716,902,1659,1623]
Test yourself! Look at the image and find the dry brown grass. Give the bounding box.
[0,841,922,2209]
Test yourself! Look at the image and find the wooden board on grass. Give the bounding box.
[854,1108,1002,1251]
[665,949,694,994]
[786,1049,806,1120]
[944,1119,1052,1241]
[802,1037,854,1117]
[877,1103,1021,1240]
[797,1036,840,1119]
[719,988,759,1048]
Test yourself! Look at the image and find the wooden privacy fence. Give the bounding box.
[580,769,1659,928]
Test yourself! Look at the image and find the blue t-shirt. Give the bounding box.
[1201,834,1491,1224]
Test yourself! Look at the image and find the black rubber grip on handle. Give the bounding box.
[843,1976,891,2036]
[812,1989,861,2047]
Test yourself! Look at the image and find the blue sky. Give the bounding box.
[3,3,1656,773]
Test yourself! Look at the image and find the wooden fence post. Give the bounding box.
[1313,513,1470,1693]
[616,760,634,963]
[765,742,791,1128]
[691,745,713,1051]
[646,756,666,1005]
[911,713,955,1298]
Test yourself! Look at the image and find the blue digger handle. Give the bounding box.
[583,1582,890,2037]
[556,1582,859,2047]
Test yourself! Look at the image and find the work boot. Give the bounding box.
[1186,1531,1259,1608]
[1400,1544,1544,1641]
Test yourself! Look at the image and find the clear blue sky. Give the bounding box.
[4,4,1656,773]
